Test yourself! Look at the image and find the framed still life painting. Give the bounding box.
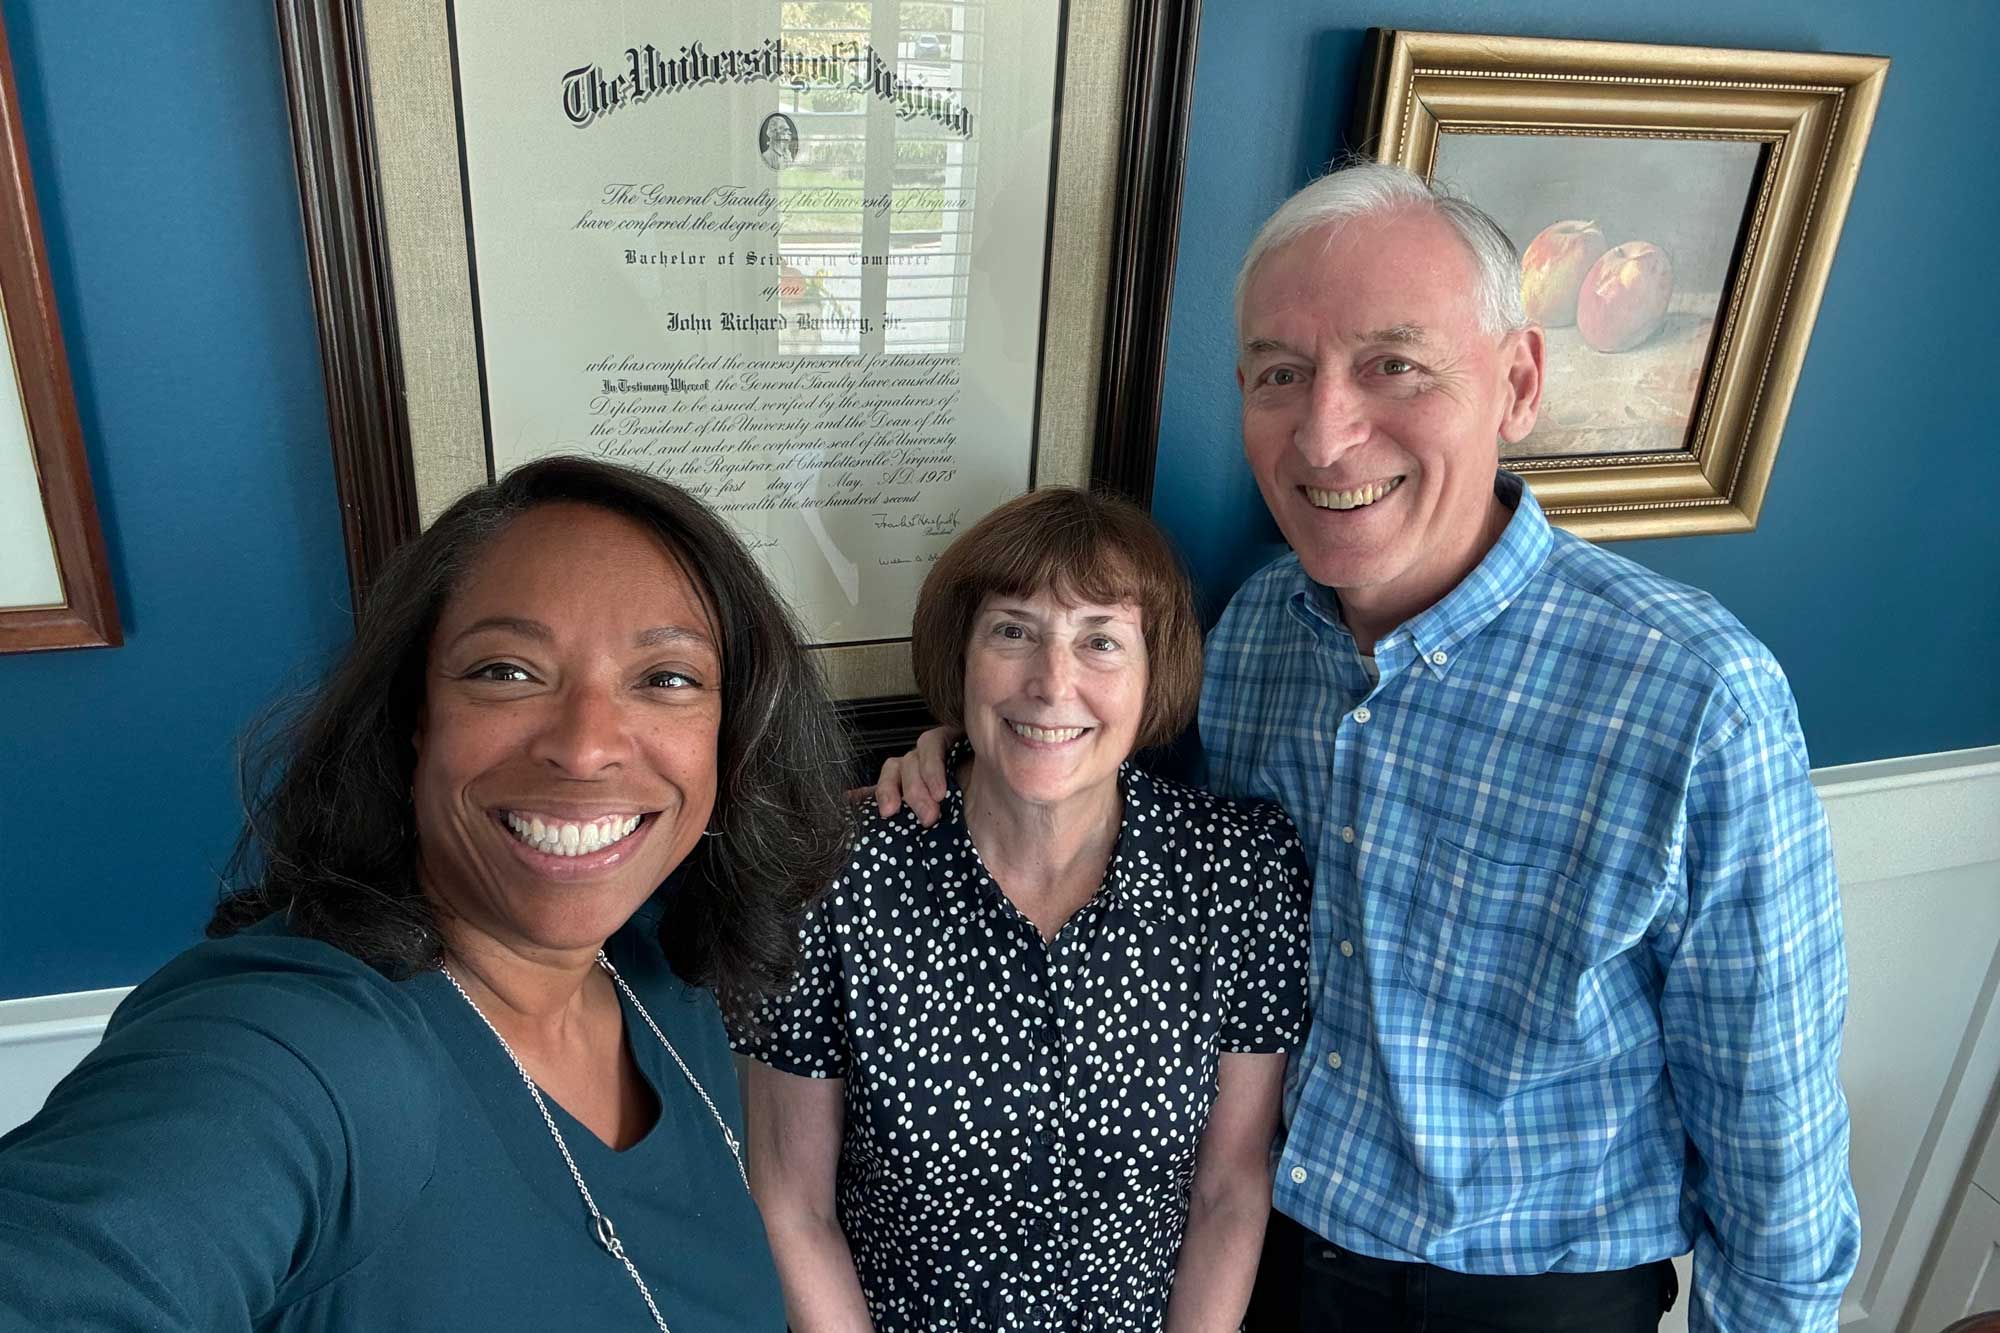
[1354,31,1888,540]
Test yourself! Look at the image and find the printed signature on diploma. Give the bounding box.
[869,509,961,537]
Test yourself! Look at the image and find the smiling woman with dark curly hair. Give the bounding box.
[0,456,851,1332]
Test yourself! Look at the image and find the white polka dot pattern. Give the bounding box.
[737,750,1310,1328]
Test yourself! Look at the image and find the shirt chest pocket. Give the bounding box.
[1396,834,1601,1041]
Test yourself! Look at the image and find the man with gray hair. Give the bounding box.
[876,161,1858,1330]
[1218,162,1857,1331]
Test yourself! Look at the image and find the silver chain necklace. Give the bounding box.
[438,951,749,1333]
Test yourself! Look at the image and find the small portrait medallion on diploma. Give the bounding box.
[757,112,798,171]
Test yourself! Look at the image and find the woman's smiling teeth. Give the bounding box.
[502,812,643,857]
[1304,476,1403,510]
[1008,721,1089,743]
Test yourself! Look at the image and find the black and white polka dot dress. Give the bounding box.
[738,748,1310,1330]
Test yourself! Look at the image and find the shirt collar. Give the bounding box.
[930,738,1169,925]
[1399,471,1551,677]
[1284,470,1552,683]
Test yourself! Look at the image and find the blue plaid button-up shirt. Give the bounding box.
[1200,473,1859,1331]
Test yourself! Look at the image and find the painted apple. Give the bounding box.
[1519,220,1609,327]
[1577,241,1674,353]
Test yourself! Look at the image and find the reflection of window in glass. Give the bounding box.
[774,1,976,357]
[887,1,976,355]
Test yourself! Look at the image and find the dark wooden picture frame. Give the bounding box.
[274,0,1196,758]
[0,12,119,654]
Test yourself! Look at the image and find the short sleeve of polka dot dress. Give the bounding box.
[736,753,1311,1330]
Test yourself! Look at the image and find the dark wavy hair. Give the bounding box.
[209,456,852,1025]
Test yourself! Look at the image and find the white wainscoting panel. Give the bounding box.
[1908,1104,2000,1331]
[0,986,130,1138]
[1818,745,2000,1333]
[2,746,1997,1333]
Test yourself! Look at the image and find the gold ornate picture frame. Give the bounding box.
[1354,31,1888,540]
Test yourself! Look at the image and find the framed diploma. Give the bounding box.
[0,10,118,654]
[276,0,1195,751]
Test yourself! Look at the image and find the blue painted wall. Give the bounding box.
[1154,0,2000,770]
[0,1,351,1000]
[1,0,1994,999]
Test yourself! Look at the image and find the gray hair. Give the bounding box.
[1233,161,1527,340]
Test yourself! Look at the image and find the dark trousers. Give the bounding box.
[1247,1209,1678,1333]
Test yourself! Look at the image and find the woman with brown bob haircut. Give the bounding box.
[741,487,1312,1331]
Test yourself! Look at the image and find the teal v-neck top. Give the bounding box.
[0,909,782,1332]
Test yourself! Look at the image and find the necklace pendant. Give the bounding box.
[438,955,743,1331]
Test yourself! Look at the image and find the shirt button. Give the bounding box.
[1339,939,1354,957]
[1327,1051,1343,1070]
[1290,1166,1308,1184]
[1352,706,1371,724]
[1431,650,1448,666]
[1340,826,1355,844]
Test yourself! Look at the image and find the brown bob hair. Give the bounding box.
[909,487,1203,751]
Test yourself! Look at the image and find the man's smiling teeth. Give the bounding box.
[1009,722,1088,743]
[1305,477,1403,510]
[502,812,643,857]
